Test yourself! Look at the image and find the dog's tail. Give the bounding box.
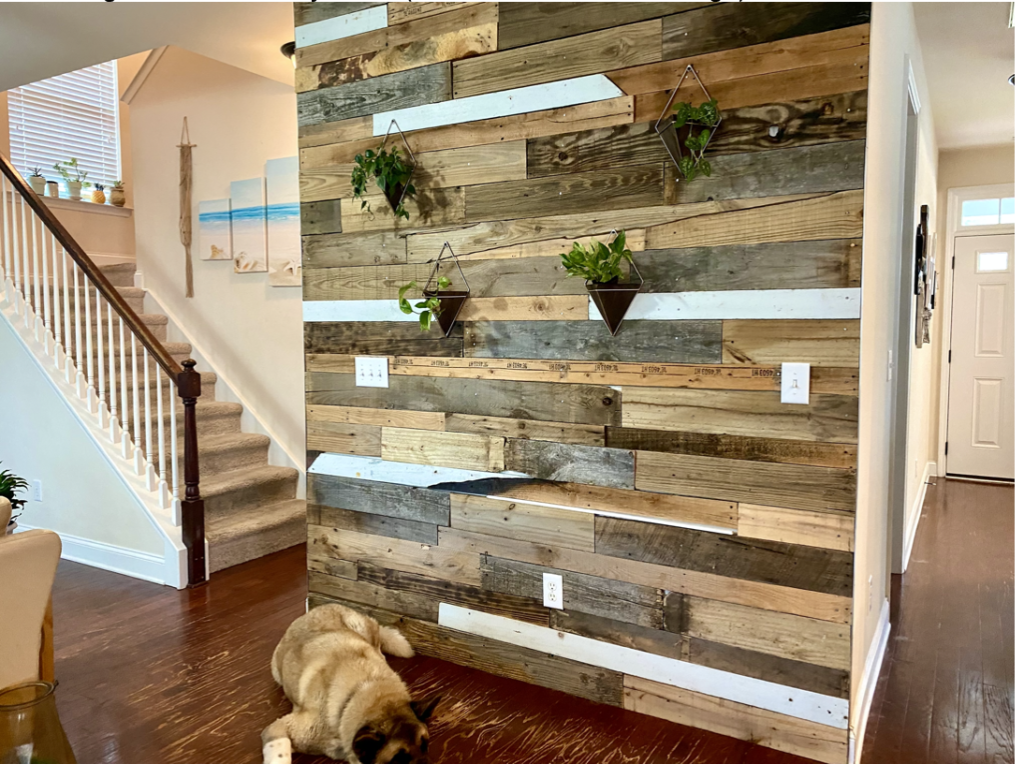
[379,626,415,658]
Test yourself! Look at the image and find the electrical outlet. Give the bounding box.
[780,362,810,405]
[542,573,563,609]
[354,357,389,388]
[30,479,43,502]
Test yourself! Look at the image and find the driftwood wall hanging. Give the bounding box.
[178,117,197,298]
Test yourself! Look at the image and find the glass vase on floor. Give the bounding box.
[0,682,77,764]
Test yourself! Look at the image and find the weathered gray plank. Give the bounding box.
[504,439,635,489]
[304,322,464,357]
[309,571,439,621]
[303,231,407,269]
[308,472,450,524]
[498,2,698,49]
[551,609,687,660]
[316,504,439,545]
[297,62,451,127]
[527,122,664,177]
[295,2,384,27]
[464,320,723,363]
[300,201,342,236]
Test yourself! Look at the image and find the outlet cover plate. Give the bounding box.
[542,572,563,609]
[780,362,810,405]
[30,479,43,502]
[355,356,389,388]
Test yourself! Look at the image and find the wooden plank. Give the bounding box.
[303,263,432,301]
[684,597,850,670]
[303,321,463,357]
[310,524,480,584]
[307,403,445,432]
[611,289,860,322]
[302,231,407,268]
[380,427,505,472]
[482,556,663,629]
[723,319,861,368]
[635,451,856,513]
[445,413,604,447]
[309,570,439,621]
[388,2,477,26]
[316,504,438,545]
[295,2,384,28]
[450,493,595,552]
[336,187,466,231]
[594,516,853,597]
[306,373,621,426]
[606,428,857,470]
[299,115,374,148]
[300,200,342,235]
[306,419,382,456]
[297,62,451,127]
[498,3,696,49]
[455,228,647,262]
[453,20,660,98]
[295,5,389,48]
[673,141,865,204]
[551,609,686,661]
[356,562,551,625]
[439,527,851,624]
[297,19,496,92]
[688,638,850,700]
[527,121,663,177]
[504,439,635,489]
[624,676,848,764]
[307,555,358,581]
[458,296,590,322]
[464,164,664,222]
[463,320,722,364]
[621,388,858,444]
[310,451,527,488]
[662,2,870,59]
[633,240,862,293]
[645,191,864,250]
[307,472,450,524]
[738,504,855,553]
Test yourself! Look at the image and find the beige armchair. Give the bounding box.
[0,497,61,690]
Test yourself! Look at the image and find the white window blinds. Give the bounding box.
[8,60,121,188]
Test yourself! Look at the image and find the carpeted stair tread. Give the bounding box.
[98,262,136,287]
[207,498,306,573]
[196,464,299,503]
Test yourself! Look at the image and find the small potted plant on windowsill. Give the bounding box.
[562,230,644,336]
[45,180,59,198]
[0,463,29,535]
[27,168,46,196]
[53,158,90,201]
[109,180,126,207]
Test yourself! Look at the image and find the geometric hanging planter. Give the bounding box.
[352,118,417,219]
[423,242,469,337]
[587,257,644,336]
[379,119,417,216]
[561,230,643,336]
[655,64,722,181]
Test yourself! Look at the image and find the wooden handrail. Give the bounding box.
[0,152,181,379]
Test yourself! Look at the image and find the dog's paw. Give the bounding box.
[263,736,292,763]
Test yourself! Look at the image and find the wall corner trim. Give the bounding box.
[121,46,169,105]
[847,599,890,764]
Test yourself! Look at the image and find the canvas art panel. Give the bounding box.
[265,156,301,287]
[198,199,232,261]
[231,178,267,273]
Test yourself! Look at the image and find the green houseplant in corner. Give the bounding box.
[0,463,29,534]
[351,146,417,220]
[562,230,643,336]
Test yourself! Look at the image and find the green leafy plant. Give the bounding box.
[398,276,451,331]
[53,158,90,187]
[29,166,44,178]
[351,146,416,220]
[112,179,124,189]
[560,231,633,284]
[672,98,719,182]
[0,463,29,520]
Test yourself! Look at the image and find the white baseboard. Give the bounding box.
[848,599,890,764]
[902,461,937,573]
[18,524,167,585]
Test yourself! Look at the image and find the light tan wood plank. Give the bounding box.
[380,427,505,472]
[303,230,408,269]
[336,188,467,232]
[298,115,373,146]
[624,677,847,764]
[450,493,595,552]
[304,263,433,301]
[723,320,861,368]
[388,1,478,26]
[445,413,605,446]
[738,504,854,553]
[458,296,590,322]
[307,403,445,432]
[307,420,382,456]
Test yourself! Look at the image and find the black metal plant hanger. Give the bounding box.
[654,64,722,177]
[377,118,417,214]
[586,230,644,337]
[424,242,470,337]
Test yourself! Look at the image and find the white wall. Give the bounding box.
[130,46,304,469]
[851,2,938,754]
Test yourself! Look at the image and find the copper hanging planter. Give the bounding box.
[655,64,722,177]
[586,241,644,336]
[424,242,469,337]
[378,118,417,216]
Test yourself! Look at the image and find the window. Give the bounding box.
[961,196,1015,227]
[7,61,120,191]
[977,251,1010,272]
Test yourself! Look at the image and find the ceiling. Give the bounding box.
[0,3,295,92]
[915,2,1015,149]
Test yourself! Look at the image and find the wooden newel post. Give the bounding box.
[177,358,207,587]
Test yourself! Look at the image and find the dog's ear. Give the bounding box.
[411,695,441,723]
[352,726,386,764]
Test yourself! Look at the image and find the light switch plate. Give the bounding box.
[354,356,389,388]
[780,362,810,404]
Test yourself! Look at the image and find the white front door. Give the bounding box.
[947,234,1015,480]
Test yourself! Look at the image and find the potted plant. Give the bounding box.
[561,230,644,336]
[351,145,417,220]
[53,158,90,201]
[91,183,106,205]
[45,180,59,198]
[0,463,29,535]
[396,242,470,336]
[109,180,126,207]
[672,97,720,181]
[27,167,46,196]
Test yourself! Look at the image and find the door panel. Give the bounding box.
[948,234,1015,479]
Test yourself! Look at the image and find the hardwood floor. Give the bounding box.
[861,478,1014,764]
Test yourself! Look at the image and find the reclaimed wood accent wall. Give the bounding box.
[295,4,869,762]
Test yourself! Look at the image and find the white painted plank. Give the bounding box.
[309,452,529,487]
[438,605,850,728]
[589,289,862,322]
[372,75,624,135]
[303,299,418,323]
[296,5,389,48]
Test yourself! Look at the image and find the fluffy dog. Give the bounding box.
[262,604,439,764]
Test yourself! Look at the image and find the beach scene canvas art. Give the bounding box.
[265,156,301,287]
[230,178,267,273]
[198,199,232,260]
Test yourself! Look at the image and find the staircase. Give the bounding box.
[96,263,305,572]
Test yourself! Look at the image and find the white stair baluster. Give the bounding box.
[131,334,144,475]
[11,196,21,315]
[72,264,84,395]
[143,347,155,489]
[107,303,117,441]
[31,209,41,338]
[84,279,95,409]
[21,201,31,327]
[156,369,168,507]
[61,249,72,381]
[40,228,50,353]
[170,375,180,524]
[119,318,130,457]
[1,177,11,301]
[95,284,106,426]
[50,234,62,366]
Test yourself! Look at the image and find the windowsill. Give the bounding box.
[41,196,133,218]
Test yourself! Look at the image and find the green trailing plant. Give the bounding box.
[0,463,29,519]
[398,276,451,331]
[351,146,416,220]
[53,158,90,188]
[560,231,634,284]
[672,98,720,182]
